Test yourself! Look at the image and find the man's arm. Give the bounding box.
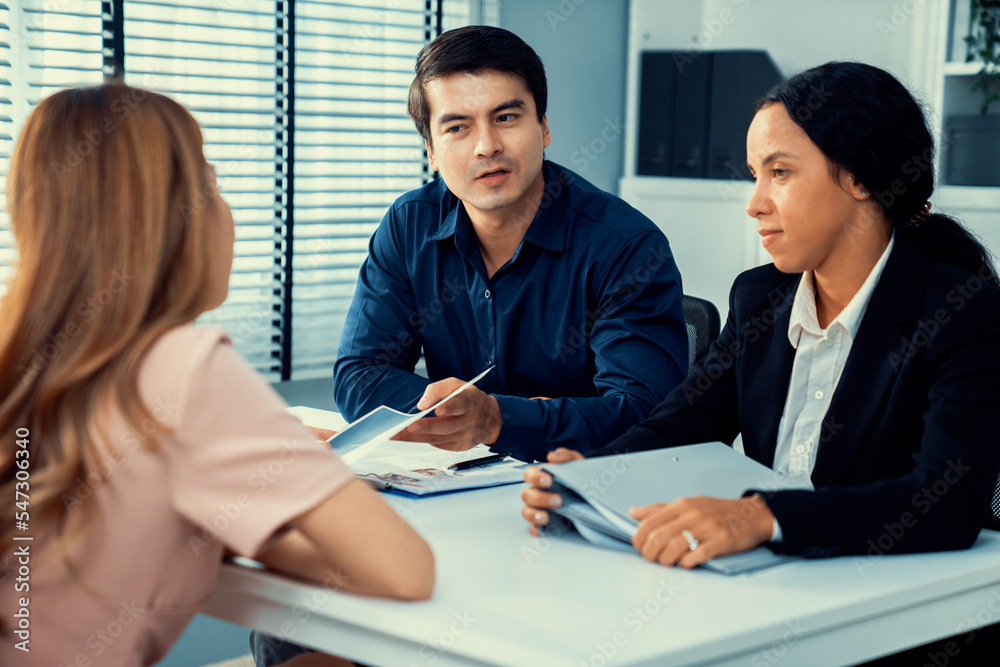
[491,234,688,461]
[333,208,431,421]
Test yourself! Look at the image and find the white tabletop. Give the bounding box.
[203,483,1000,667]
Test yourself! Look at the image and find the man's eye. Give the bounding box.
[446,125,464,134]
[497,114,515,122]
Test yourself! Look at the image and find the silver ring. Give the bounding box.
[681,529,699,551]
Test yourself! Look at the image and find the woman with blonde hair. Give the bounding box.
[0,83,434,666]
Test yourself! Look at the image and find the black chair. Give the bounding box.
[988,479,1000,531]
[681,294,721,377]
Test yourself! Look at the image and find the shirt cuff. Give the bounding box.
[771,517,783,542]
[489,395,545,462]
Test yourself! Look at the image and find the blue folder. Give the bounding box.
[541,442,810,575]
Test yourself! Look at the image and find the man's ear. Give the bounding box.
[426,139,438,172]
[541,114,551,149]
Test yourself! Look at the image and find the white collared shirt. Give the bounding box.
[769,234,894,541]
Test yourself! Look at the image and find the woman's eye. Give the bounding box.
[772,168,788,178]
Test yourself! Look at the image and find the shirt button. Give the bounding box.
[484,289,492,299]
[485,356,493,365]
[814,390,824,400]
[795,444,806,454]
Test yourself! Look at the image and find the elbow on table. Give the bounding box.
[385,546,436,601]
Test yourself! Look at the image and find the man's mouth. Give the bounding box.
[477,169,509,179]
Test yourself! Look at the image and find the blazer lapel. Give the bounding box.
[742,275,799,468]
[811,234,926,487]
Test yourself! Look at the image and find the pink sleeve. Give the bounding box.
[161,333,355,557]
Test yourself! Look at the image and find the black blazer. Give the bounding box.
[592,231,1000,557]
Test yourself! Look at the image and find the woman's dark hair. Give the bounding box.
[757,61,997,285]
[407,25,547,146]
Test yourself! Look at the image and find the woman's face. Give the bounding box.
[204,163,235,311]
[745,103,867,276]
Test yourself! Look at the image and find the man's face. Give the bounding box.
[424,69,550,221]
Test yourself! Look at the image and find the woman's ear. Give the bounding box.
[845,173,869,201]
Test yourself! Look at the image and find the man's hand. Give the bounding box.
[391,378,502,451]
[629,495,774,569]
[520,448,585,536]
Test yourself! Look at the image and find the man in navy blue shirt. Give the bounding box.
[333,26,688,464]
[253,24,688,667]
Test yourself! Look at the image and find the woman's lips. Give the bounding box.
[759,229,781,248]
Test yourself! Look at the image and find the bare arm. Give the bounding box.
[254,478,434,600]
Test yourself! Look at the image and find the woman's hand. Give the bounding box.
[520,448,584,536]
[306,425,337,441]
[630,495,775,568]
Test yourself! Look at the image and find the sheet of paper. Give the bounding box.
[338,366,494,465]
[286,406,349,432]
[352,444,494,473]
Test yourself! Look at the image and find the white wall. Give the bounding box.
[501,0,630,194]
[624,0,943,179]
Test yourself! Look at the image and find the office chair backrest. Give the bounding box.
[989,480,1000,532]
[681,294,721,377]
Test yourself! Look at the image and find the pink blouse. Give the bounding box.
[0,326,354,666]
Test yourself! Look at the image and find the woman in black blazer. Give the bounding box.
[521,62,1000,567]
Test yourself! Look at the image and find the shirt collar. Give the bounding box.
[787,233,895,348]
[427,161,566,254]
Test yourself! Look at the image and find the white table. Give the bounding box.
[203,484,1000,666]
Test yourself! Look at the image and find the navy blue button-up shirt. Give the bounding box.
[333,161,687,461]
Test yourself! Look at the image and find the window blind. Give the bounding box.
[0,0,105,299]
[123,0,285,379]
[291,0,492,379]
[1,0,496,381]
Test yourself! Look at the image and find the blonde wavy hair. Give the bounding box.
[0,84,215,570]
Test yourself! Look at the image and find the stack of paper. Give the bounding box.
[286,367,525,495]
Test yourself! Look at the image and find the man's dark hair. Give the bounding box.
[407,26,547,146]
